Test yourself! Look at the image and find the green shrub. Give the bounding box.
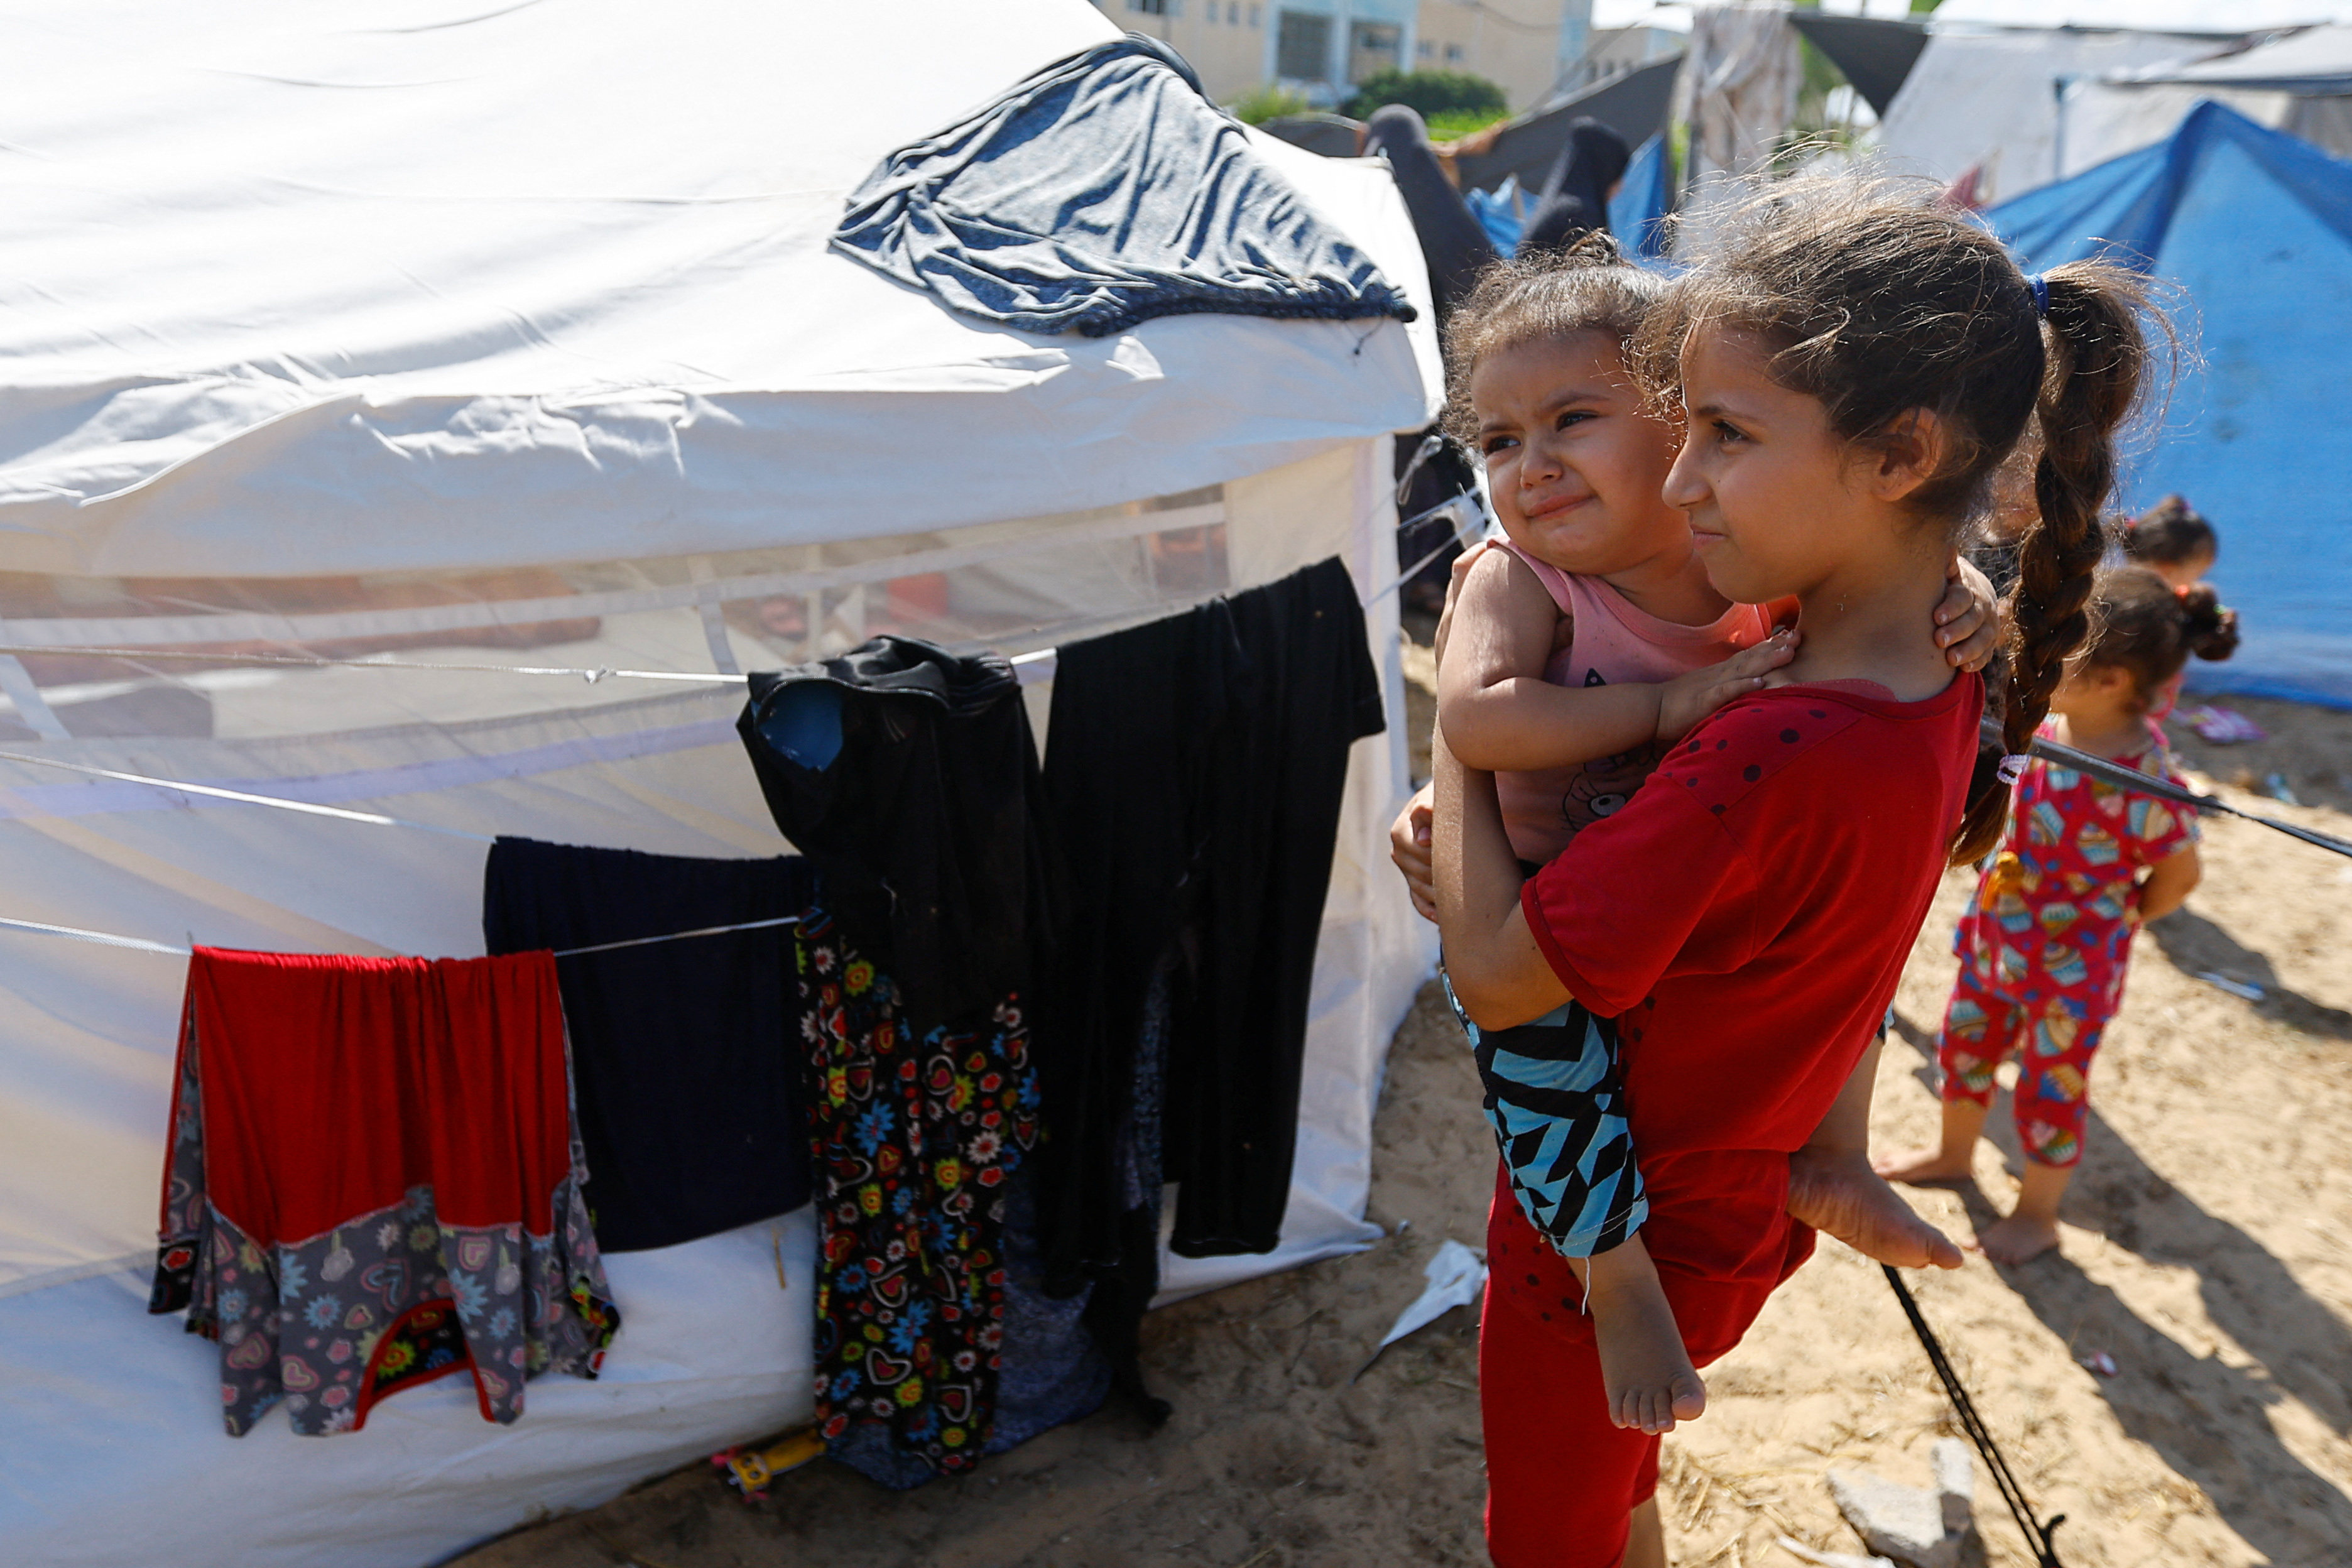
[1424,106,1512,141]
[1231,82,1312,125]
[1342,68,1506,124]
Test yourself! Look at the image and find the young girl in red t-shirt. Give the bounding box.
[1435,181,2156,1568]
[1403,243,1995,1441]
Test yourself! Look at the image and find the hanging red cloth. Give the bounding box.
[150,947,619,1437]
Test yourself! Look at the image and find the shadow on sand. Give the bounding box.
[1883,1020,2352,1564]
[2143,908,2352,1042]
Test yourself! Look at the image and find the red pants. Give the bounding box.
[1479,1157,1812,1567]
[1936,966,2108,1168]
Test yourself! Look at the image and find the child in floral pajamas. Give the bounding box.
[1881,565,2238,1263]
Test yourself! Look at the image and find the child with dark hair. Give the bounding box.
[1436,175,2157,1567]
[2121,492,2220,589]
[1881,566,2236,1265]
[1420,236,1995,1442]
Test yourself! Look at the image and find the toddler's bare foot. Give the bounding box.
[1971,1209,2062,1265]
[1789,1147,1964,1270]
[1871,1145,1976,1187]
[1584,1239,1706,1435]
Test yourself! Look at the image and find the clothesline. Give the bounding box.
[0,536,1467,699]
[0,644,1058,687]
[0,908,804,962]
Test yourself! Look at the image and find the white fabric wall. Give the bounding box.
[1875,28,2235,204]
[0,441,1437,1568]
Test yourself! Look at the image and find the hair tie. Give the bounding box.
[2027,273,2050,318]
[1998,753,2030,785]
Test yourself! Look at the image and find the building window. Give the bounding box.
[1446,43,1464,65]
[1250,5,1262,29]
[1347,21,1401,85]
[1276,11,1331,82]
[1229,1,1240,22]
[1128,0,1166,13]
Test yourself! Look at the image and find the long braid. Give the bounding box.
[1952,264,2147,863]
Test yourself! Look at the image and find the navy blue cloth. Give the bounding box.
[833,34,1416,337]
[481,838,814,1253]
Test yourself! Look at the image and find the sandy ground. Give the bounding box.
[458,684,2352,1568]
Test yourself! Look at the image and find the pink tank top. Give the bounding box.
[1494,544,1778,864]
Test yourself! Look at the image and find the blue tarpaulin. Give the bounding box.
[1989,101,2352,709]
[1608,134,1673,262]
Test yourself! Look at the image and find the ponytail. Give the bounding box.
[2177,582,2240,663]
[1952,263,2152,864]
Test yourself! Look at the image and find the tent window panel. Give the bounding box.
[0,489,1238,742]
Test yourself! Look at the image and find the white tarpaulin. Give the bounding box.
[2056,26,2352,177]
[1875,26,2238,204]
[0,3,1444,1564]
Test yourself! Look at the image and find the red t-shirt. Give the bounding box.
[1505,675,1983,1298]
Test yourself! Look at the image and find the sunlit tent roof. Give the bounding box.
[0,3,1437,580]
[1988,100,2352,707]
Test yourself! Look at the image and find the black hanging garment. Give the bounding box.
[1037,555,1386,1301]
[739,638,1065,1483]
[736,637,1052,1036]
[481,838,815,1253]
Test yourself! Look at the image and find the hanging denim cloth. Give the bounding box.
[832,33,1417,337]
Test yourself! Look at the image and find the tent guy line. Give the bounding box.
[0,908,807,963]
[0,750,498,841]
[0,543,1440,702]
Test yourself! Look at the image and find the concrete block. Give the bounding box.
[1931,1438,1975,1537]
[1827,1467,1959,1568]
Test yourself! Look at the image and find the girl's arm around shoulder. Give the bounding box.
[1432,730,1569,1031]
[1435,549,1657,773]
[2137,841,2201,923]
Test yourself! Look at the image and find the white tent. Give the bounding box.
[0,4,1442,1565]
[1873,24,2240,204]
[2056,25,2352,177]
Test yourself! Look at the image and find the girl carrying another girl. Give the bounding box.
[1435,182,2153,1567]
[1416,239,1996,1440]
[1880,566,2236,1263]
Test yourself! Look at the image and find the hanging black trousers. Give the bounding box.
[1037,555,1386,1284]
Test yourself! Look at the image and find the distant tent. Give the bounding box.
[1987,101,2352,707]
[2061,24,2352,176]
[1451,55,1682,196]
[1878,26,2240,205]
[1786,11,1928,119]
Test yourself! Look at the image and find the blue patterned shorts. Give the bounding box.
[1442,971,1647,1261]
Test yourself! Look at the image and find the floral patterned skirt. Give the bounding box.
[798,907,1040,1479]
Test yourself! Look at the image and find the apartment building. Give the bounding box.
[1101,0,1592,111]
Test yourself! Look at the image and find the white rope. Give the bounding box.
[0,751,497,841]
[0,909,807,962]
[0,915,191,956]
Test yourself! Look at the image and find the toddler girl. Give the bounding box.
[1425,241,1995,1439]
[1434,179,2154,1568]
[1880,566,2237,1263]
[2120,493,2219,588]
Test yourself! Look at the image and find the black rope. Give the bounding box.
[1881,1265,2067,1567]
[1981,717,2352,860]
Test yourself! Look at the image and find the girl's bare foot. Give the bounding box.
[1971,1209,2063,1265]
[1582,1239,1707,1435]
[1872,1145,1976,1187]
[1790,1147,1965,1270]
